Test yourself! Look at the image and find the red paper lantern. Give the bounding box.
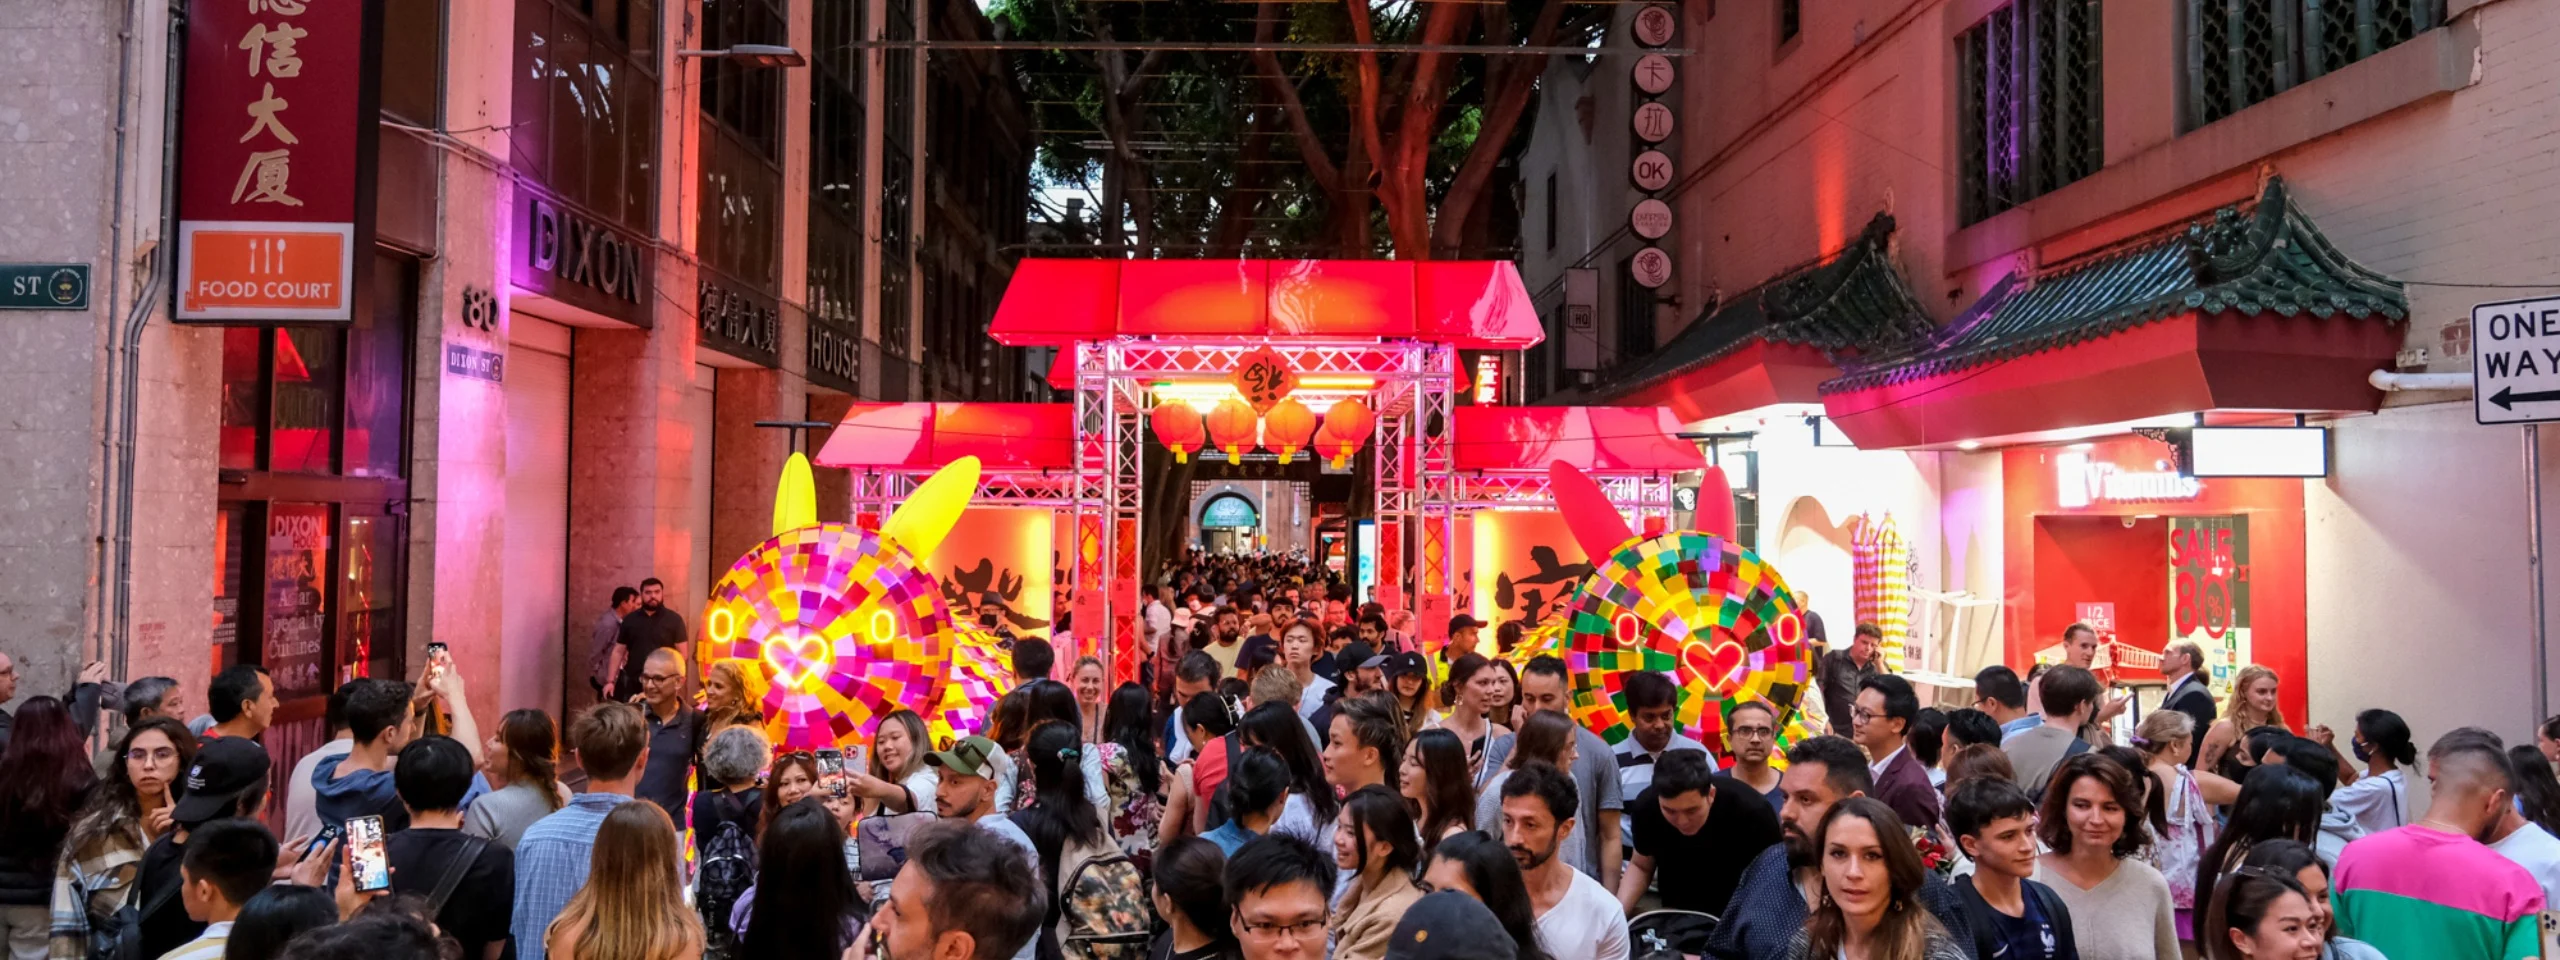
[1324,398,1376,444]
[1205,398,1259,465]
[1261,398,1317,464]
[1314,424,1360,468]
[1150,403,1205,463]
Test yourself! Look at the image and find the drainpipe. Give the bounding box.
[2368,370,2472,393]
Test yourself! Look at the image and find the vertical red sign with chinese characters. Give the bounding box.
[175,0,379,323]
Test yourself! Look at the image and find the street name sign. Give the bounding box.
[2475,296,2560,424]
[0,263,90,310]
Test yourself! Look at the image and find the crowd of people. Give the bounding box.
[0,553,2557,960]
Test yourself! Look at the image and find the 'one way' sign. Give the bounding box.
[2475,296,2560,425]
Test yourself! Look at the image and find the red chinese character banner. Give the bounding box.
[176,0,379,322]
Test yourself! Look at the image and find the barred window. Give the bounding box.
[1956,0,2103,225]
[2185,0,2444,128]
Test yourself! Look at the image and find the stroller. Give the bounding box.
[1628,909,1719,960]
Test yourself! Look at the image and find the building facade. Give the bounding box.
[0,0,1033,775]
[1569,0,2560,740]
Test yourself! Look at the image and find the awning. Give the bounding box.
[991,259,1544,349]
[1821,177,2408,448]
[814,403,1076,471]
[1589,213,1936,421]
[1452,407,1708,473]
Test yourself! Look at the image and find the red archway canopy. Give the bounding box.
[813,403,1075,471]
[991,259,1545,348]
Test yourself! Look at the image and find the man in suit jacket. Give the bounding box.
[2159,640,2217,765]
[1851,674,1941,829]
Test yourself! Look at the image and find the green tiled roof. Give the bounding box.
[1595,212,1937,400]
[1824,177,2408,393]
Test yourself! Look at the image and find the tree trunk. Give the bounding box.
[1430,0,1566,255]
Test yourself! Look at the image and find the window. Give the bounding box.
[879,0,917,360]
[1956,0,2103,225]
[1777,0,1801,45]
[1617,258,1658,361]
[700,0,785,290]
[510,0,659,232]
[378,0,442,127]
[1543,174,1558,251]
[2185,0,2442,128]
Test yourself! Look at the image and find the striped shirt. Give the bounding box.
[153,922,231,960]
[2335,825,2546,960]
[511,792,631,960]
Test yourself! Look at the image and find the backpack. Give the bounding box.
[76,859,165,960]
[695,819,758,960]
[1053,837,1151,960]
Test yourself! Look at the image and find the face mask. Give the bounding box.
[2351,738,2372,763]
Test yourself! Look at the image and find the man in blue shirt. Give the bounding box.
[513,701,649,960]
[1975,664,2040,739]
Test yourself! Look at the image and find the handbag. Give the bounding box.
[856,812,934,882]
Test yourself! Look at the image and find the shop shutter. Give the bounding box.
[684,367,718,629]
[503,320,573,713]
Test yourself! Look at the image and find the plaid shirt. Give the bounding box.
[1705,843,1980,960]
[48,819,145,960]
[511,792,630,960]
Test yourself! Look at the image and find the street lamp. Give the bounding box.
[677,44,808,68]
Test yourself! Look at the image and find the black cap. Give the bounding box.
[1338,641,1377,671]
[1386,651,1428,680]
[1384,891,1519,960]
[1448,614,1485,632]
[173,736,272,824]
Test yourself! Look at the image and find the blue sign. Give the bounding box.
[1201,494,1258,529]
[445,344,505,383]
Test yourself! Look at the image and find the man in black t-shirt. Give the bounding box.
[385,735,516,960]
[1614,750,1780,915]
[140,737,273,960]
[614,577,689,697]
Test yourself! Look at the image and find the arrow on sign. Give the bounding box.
[2492,386,2560,410]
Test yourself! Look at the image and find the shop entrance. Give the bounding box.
[2029,513,2252,690]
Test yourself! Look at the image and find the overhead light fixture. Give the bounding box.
[677,44,807,68]
[1956,440,1982,450]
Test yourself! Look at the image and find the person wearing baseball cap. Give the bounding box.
[923,735,1044,960]
[1384,652,1432,726]
[138,737,273,960]
[1384,890,1523,960]
[1446,616,1486,660]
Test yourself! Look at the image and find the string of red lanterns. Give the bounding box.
[1152,392,1375,467]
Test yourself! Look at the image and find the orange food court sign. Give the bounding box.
[173,0,378,323]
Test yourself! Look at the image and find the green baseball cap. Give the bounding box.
[923,735,1002,780]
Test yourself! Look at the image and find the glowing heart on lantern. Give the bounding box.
[763,633,834,687]
[1680,639,1746,689]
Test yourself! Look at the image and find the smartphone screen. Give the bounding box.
[815,749,849,799]
[425,641,449,665]
[347,815,392,892]
[303,823,342,861]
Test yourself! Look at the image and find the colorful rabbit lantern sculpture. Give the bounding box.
[1540,460,1818,757]
[699,455,988,750]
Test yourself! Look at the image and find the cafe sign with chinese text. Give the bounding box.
[175,0,381,323]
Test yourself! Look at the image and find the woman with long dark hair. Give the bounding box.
[2034,754,2179,960]
[1148,838,1235,960]
[2314,709,2414,837]
[998,680,1108,813]
[1472,711,1590,876]
[1485,660,1522,731]
[221,885,338,960]
[2236,840,2383,960]
[1199,749,1291,856]
[1096,683,1164,865]
[1910,708,1950,790]
[0,697,96,954]
[2199,864,2320,960]
[1330,786,1424,960]
[468,709,567,849]
[1789,798,1965,960]
[761,751,820,838]
[1399,729,1475,856]
[48,716,191,960]
[2195,764,2325,922]
[1434,654,1512,783]
[1237,702,1337,840]
[1167,692,1240,843]
[846,709,934,816]
[733,799,864,960]
[2510,745,2560,839]
[543,801,704,960]
[1012,721,1112,954]
[1419,831,1550,960]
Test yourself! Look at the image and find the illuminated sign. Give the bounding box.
[2183,426,2330,478]
[2056,451,2202,508]
[1472,354,1503,404]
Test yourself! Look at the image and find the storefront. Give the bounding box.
[2000,434,2307,717]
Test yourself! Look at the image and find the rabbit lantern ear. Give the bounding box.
[772,453,819,536]
[1547,460,1637,562]
[881,456,981,560]
[1693,465,1737,541]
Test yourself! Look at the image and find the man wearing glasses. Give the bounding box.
[1722,700,1785,812]
[629,649,698,823]
[1225,834,1335,960]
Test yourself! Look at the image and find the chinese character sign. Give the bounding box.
[176,0,377,322]
[1231,346,1299,414]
